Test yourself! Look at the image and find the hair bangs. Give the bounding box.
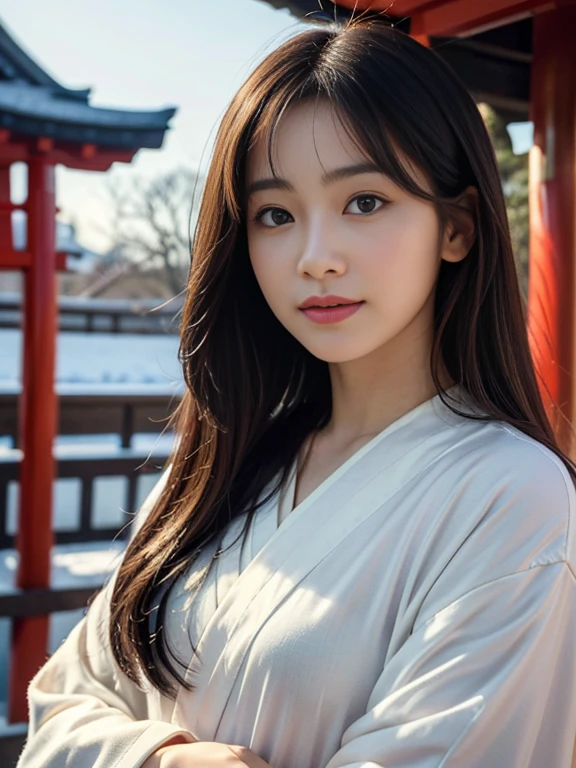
[239,59,440,219]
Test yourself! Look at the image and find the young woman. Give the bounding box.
[17,18,576,768]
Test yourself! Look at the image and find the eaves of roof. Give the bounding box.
[0,18,176,151]
[0,82,176,149]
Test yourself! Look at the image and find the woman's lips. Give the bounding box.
[300,301,365,324]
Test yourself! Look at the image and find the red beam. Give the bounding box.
[54,148,137,171]
[0,143,28,164]
[387,0,439,10]
[0,202,26,211]
[0,251,31,269]
[410,0,558,37]
[335,0,576,34]
[37,137,54,153]
[0,143,136,170]
[8,156,58,724]
[335,0,408,7]
[81,143,97,158]
[0,251,70,271]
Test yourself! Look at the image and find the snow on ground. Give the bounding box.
[0,541,127,718]
[0,329,185,710]
[1,435,172,532]
[0,329,183,387]
[0,439,168,707]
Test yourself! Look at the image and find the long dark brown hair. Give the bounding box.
[107,17,576,698]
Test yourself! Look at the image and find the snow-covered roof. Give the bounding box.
[0,19,176,150]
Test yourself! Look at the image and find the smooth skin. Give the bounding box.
[246,100,476,502]
[142,99,476,767]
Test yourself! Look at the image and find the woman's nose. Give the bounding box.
[295,220,347,278]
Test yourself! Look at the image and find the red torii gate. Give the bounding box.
[262,0,576,454]
[0,21,175,723]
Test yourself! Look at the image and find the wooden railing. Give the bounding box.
[0,448,170,550]
[0,292,182,334]
[0,388,183,449]
[0,388,182,762]
[0,447,173,763]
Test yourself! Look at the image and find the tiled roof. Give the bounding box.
[0,19,175,149]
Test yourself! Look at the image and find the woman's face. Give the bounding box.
[245,101,467,365]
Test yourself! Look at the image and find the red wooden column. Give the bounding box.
[8,154,58,723]
[0,161,13,257]
[527,5,576,456]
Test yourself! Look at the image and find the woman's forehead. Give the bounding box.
[245,102,430,195]
[246,101,360,176]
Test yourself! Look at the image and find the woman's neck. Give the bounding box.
[322,354,453,448]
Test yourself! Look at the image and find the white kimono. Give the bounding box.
[16,385,576,768]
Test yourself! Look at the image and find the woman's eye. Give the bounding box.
[252,195,386,226]
[346,195,385,215]
[253,207,293,227]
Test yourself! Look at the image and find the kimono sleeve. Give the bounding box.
[323,561,576,768]
[16,467,195,768]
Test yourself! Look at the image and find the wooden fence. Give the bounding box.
[0,292,182,334]
[0,389,181,763]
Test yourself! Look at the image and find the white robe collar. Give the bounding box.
[171,384,481,736]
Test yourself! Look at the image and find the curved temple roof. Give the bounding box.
[0,20,176,151]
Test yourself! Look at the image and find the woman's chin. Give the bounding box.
[302,340,375,364]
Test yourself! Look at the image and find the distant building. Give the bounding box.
[0,217,106,293]
[11,215,104,273]
[0,16,177,296]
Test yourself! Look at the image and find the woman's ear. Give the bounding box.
[441,185,478,263]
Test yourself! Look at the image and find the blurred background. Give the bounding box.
[0,0,538,756]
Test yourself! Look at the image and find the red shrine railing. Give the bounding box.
[0,142,137,726]
[9,157,59,724]
[0,156,59,724]
[0,13,174,750]
[0,388,176,763]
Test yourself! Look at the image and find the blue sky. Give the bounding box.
[1,1,532,254]
[1,0,309,251]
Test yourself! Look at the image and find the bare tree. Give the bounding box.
[105,167,203,296]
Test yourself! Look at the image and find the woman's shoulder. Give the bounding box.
[448,414,576,571]
[441,388,575,498]
[466,415,575,497]
[414,415,576,626]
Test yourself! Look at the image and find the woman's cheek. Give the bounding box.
[250,259,290,321]
[251,245,291,302]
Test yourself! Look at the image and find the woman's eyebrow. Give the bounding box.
[245,162,383,199]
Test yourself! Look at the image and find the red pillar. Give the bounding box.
[8,155,58,723]
[0,164,13,255]
[528,5,576,456]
